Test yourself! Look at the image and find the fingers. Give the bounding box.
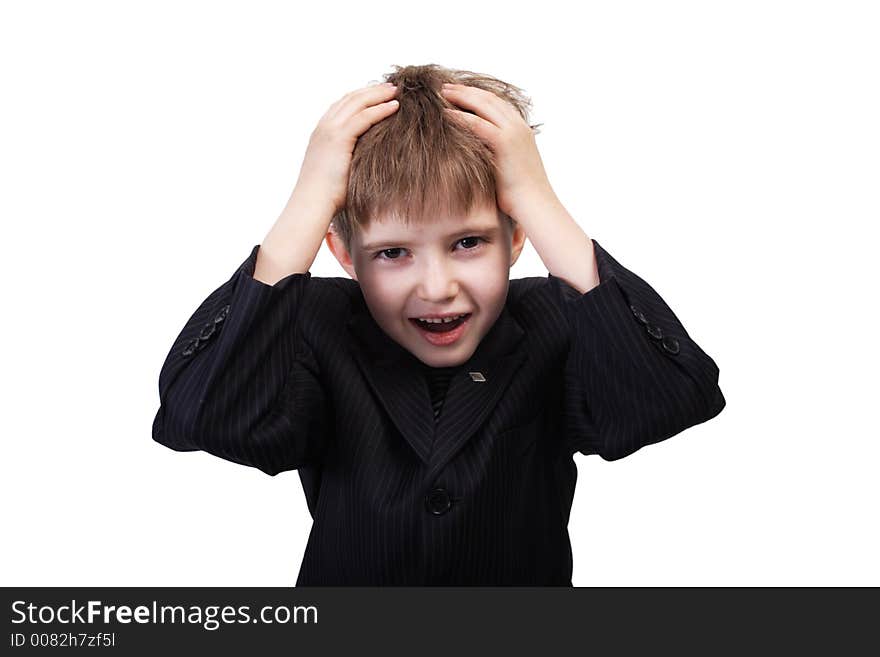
[350,96,400,135]
[330,83,400,138]
[439,83,516,128]
[327,83,398,123]
[444,108,500,148]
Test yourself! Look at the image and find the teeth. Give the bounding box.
[416,313,467,324]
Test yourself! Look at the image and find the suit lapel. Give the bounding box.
[346,296,527,470]
[426,345,527,480]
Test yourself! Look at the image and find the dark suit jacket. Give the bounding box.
[152,238,725,585]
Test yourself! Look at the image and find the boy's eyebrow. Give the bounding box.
[360,224,501,251]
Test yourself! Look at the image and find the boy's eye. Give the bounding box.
[372,236,486,261]
[458,236,483,249]
[376,247,405,260]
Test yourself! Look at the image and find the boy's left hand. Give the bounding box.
[440,83,556,219]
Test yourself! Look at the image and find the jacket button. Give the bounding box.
[214,304,230,324]
[661,335,680,355]
[630,304,648,325]
[425,488,452,515]
[198,322,216,341]
[181,338,199,357]
[646,323,663,340]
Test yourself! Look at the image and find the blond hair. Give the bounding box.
[331,63,541,252]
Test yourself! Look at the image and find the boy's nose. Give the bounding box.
[417,266,460,303]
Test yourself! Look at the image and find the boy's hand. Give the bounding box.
[255,83,399,283]
[442,83,600,294]
[440,83,556,220]
[294,82,400,216]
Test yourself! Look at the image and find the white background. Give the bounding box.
[2,0,877,586]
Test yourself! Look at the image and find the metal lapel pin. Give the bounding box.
[469,371,486,382]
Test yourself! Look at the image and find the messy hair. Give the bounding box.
[331,63,542,252]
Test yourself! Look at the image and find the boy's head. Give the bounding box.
[325,64,539,368]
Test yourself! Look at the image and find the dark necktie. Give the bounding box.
[423,366,457,424]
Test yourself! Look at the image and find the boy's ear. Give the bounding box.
[325,227,358,281]
[508,221,527,268]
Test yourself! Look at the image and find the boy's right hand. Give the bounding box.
[293,82,400,216]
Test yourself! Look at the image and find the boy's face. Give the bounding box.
[327,204,526,368]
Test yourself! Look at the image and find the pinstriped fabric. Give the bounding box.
[152,238,725,585]
[549,242,725,460]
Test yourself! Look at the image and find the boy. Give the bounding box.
[152,64,725,585]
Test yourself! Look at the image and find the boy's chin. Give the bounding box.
[399,334,473,368]
[413,354,472,369]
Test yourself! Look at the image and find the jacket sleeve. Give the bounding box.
[151,245,331,476]
[551,238,726,461]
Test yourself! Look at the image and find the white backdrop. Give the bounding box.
[2,0,877,586]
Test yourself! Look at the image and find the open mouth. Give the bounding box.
[409,314,471,333]
[409,313,472,346]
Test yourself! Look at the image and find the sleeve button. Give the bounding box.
[198,323,216,340]
[181,338,199,357]
[214,304,230,324]
[646,323,663,340]
[661,335,680,355]
[630,304,648,325]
